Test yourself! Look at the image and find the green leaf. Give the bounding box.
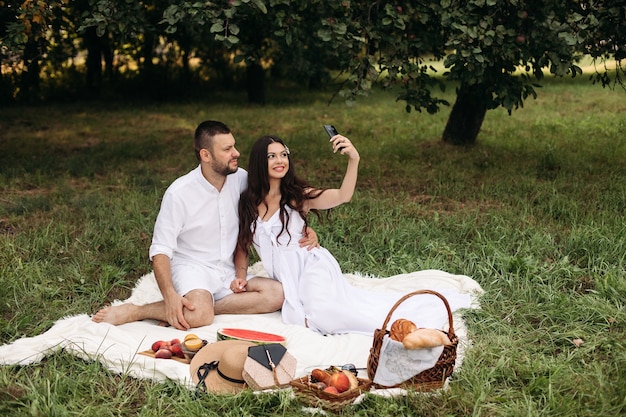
[317,28,331,42]
[252,0,268,14]
[210,22,224,33]
[334,23,347,35]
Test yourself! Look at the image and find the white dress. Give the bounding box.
[253,206,472,335]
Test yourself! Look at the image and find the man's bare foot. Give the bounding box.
[92,303,137,325]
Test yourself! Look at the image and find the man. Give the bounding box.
[92,121,317,329]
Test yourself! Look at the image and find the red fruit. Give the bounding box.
[151,340,164,352]
[170,343,185,358]
[323,386,339,395]
[154,348,172,359]
[170,338,181,345]
[329,372,351,393]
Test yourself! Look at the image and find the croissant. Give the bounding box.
[389,318,417,342]
[402,328,452,349]
[311,368,332,385]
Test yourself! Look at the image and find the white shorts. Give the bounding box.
[171,261,233,302]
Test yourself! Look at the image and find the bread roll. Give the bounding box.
[311,368,332,385]
[389,318,417,342]
[402,328,452,349]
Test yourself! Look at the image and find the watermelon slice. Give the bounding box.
[217,328,286,345]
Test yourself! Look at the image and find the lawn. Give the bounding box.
[0,77,625,416]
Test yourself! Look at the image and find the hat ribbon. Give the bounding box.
[196,361,246,393]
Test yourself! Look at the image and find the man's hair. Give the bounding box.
[194,120,231,161]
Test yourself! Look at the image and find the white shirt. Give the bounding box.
[149,165,248,272]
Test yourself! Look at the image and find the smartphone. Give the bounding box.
[323,124,339,138]
[324,124,344,151]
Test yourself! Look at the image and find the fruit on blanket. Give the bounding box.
[389,318,417,342]
[311,368,332,385]
[170,343,185,358]
[217,328,286,345]
[402,328,452,349]
[184,333,199,342]
[155,348,172,359]
[329,371,350,393]
[151,340,165,352]
[184,338,204,351]
[170,338,180,345]
[341,369,359,390]
[323,386,339,395]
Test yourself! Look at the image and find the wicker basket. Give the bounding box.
[290,375,371,411]
[367,289,458,391]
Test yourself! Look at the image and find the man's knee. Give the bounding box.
[184,289,216,327]
[252,278,284,312]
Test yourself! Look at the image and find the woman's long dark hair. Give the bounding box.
[237,135,324,255]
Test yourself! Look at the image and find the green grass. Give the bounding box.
[1,77,625,416]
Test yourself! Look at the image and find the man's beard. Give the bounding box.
[211,159,237,176]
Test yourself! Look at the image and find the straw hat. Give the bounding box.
[190,340,255,394]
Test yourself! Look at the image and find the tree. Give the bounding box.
[320,0,625,145]
[164,0,623,144]
[162,0,332,104]
[2,0,623,141]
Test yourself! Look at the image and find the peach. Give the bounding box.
[151,340,165,352]
[329,371,351,393]
[154,348,172,359]
[170,343,185,358]
[323,386,339,395]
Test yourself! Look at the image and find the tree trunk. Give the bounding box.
[84,27,103,94]
[246,62,265,104]
[18,38,41,102]
[442,84,489,145]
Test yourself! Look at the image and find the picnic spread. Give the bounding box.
[0,263,483,410]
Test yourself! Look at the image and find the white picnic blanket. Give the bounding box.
[0,263,483,390]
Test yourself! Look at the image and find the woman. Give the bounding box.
[230,134,470,335]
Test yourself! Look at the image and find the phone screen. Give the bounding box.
[324,125,339,138]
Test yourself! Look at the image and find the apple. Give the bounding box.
[328,372,351,393]
[154,348,172,359]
